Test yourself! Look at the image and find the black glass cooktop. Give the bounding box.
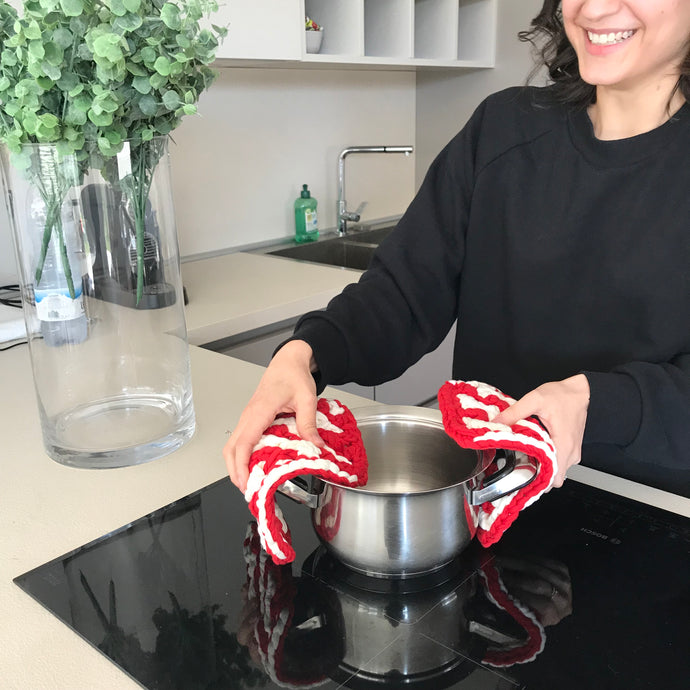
[15,478,690,690]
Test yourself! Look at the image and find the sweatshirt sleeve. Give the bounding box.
[290,103,486,392]
[583,353,690,470]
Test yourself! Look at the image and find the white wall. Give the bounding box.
[169,67,416,258]
[414,0,543,181]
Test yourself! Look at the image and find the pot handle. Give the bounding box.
[468,450,537,506]
[276,477,322,510]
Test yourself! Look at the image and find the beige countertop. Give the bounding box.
[181,252,363,346]
[2,251,689,689]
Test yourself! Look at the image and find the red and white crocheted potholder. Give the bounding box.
[477,558,546,667]
[243,522,310,687]
[245,398,368,565]
[438,380,558,547]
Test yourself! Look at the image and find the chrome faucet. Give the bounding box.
[337,145,414,236]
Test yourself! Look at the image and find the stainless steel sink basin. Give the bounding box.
[345,226,396,245]
[268,237,375,270]
[266,225,396,270]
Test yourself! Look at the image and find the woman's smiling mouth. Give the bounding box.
[587,29,636,46]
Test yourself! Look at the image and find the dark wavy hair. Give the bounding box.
[518,0,690,109]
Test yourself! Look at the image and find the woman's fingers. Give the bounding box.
[492,374,590,486]
[223,340,319,493]
[295,392,324,448]
[224,401,279,492]
[493,393,539,428]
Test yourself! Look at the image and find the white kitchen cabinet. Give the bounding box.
[204,318,375,401]
[204,319,456,407]
[210,0,303,61]
[212,0,497,70]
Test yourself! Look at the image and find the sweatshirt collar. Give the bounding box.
[568,101,690,167]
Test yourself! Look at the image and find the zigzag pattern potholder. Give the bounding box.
[245,398,368,565]
[438,380,558,546]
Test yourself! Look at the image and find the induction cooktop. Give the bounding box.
[15,477,690,690]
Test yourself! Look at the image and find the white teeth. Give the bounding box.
[587,29,634,45]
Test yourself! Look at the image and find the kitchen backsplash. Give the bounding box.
[169,67,416,259]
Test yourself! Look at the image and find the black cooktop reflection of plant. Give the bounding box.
[153,591,266,689]
[80,573,266,689]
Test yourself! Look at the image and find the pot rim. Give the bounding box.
[319,404,493,496]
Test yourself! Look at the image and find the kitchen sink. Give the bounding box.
[344,225,396,245]
[268,237,376,270]
[266,225,396,270]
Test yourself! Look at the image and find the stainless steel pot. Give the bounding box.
[278,406,536,578]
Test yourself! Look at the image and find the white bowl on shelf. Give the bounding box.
[306,29,324,54]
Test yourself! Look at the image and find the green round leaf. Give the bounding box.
[93,34,123,62]
[140,46,156,64]
[149,72,166,90]
[113,13,143,32]
[38,0,61,13]
[59,0,84,18]
[41,61,62,80]
[55,139,75,156]
[137,93,157,116]
[97,135,123,156]
[108,0,128,17]
[132,75,151,94]
[126,61,147,76]
[161,89,180,110]
[1,49,18,67]
[57,71,79,91]
[160,3,181,31]
[72,93,91,112]
[51,26,73,49]
[44,42,64,66]
[87,109,113,126]
[64,104,87,126]
[153,55,171,76]
[28,40,45,60]
[23,20,42,41]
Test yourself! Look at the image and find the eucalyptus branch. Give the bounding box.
[0,0,227,304]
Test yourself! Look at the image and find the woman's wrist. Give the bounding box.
[275,339,317,373]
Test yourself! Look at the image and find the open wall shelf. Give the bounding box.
[212,0,497,70]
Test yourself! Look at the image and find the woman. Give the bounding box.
[225,0,690,498]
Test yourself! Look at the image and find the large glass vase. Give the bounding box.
[0,137,195,468]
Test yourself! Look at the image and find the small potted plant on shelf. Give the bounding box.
[305,15,323,54]
[0,0,226,468]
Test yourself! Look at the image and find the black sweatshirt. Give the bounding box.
[292,87,690,497]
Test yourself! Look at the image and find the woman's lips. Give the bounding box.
[584,28,636,55]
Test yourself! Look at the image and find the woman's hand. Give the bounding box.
[494,554,573,627]
[493,374,590,487]
[223,339,323,493]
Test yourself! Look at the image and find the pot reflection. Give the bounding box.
[239,522,573,688]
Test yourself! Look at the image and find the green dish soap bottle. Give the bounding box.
[294,184,319,243]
